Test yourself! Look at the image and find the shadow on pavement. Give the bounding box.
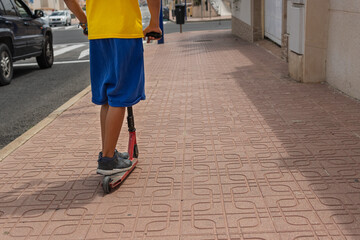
[174,30,360,237]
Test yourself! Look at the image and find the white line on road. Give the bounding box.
[14,60,89,67]
[53,42,89,49]
[54,60,89,64]
[78,49,89,59]
[143,21,168,26]
[65,26,77,30]
[52,26,81,31]
[54,44,85,57]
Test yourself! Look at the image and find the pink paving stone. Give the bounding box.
[0,30,359,239]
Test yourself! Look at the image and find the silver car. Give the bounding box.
[49,11,71,27]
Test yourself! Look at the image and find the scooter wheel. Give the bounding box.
[102,176,111,194]
[133,144,139,158]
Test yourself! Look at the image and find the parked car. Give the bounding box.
[35,9,49,25]
[0,0,53,85]
[49,10,71,27]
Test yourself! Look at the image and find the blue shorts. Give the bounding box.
[89,38,146,107]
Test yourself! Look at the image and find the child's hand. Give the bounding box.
[143,25,162,43]
[83,27,88,36]
[79,23,88,36]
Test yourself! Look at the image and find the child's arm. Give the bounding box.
[64,0,87,27]
[143,0,162,42]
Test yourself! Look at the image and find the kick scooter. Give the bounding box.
[101,107,139,194]
[100,32,161,194]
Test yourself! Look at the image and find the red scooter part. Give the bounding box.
[102,107,139,194]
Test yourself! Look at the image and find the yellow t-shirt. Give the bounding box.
[86,0,143,40]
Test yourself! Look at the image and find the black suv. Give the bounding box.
[0,0,53,85]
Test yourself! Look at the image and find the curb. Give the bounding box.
[168,18,231,23]
[0,85,91,162]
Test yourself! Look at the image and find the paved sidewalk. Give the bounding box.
[1,30,360,239]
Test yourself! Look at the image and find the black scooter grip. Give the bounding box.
[145,32,162,39]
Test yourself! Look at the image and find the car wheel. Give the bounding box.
[69,20,71,26]
[36,35,54,69]
[0,43,13,86]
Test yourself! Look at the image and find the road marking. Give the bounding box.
[65,26,77,30]
[54,44,85,57]
[54,60,89,64]
[14,40,156,67]
[54,42,89,48]
[143,21,167,26]
[52,26,81,31]
[78,49,89,59]
[14,60,90,67]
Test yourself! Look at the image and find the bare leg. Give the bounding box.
[102,106,126,158]
[100,103,109,150]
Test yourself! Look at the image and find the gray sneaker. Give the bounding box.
[98,150,129,160]
[96,151,132,175]
[116,150,130,160]
[114,150,132,167]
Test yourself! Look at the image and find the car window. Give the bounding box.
[51,12,64,16]
[0,2,6,15]
[13,0,30,18]
[1,0,17,16]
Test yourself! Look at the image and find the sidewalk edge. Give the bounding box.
[0,85,91,162]
[169,17,231,23]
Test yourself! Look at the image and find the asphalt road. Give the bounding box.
[0,27,90,149]
[0,20,231,149]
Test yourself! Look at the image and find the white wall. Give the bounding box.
[232,0,252,25]
[326,0,360,99]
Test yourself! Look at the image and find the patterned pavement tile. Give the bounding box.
[1,30,360,239]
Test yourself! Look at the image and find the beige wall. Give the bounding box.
[192,5,219,18]
[27,0,60,10]
[326,0,360,99]
[231,0,360,100]
[26,0,82,10]
[231,0,253,41]
[232,0,264,42]
[232,15,254,42]
[232,0,252,25]
[302,0,329,83]
[24,0,41,9]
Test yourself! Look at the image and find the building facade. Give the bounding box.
[24,0,86,11]
[232,0,360,100]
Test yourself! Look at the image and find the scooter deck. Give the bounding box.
[109,159,138,188]
[102,159,138,193]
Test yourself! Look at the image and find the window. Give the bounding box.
[13,0,30,18]
[0,2,6,15]
[50,11,65,16]
[1,0,17,16]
